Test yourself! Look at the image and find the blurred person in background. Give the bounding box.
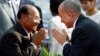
[96,0,100,10]
[0,0,18,38]
[80,0,100,24]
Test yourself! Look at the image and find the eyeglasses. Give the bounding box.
[27,14,41,21]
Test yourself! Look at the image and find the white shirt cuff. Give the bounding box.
[62,41,69,48]
[31,42,37,49]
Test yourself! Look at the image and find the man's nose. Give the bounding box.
[35,20,40,25]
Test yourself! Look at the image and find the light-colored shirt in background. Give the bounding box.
[49,16,73,56]
[86,11,100,24]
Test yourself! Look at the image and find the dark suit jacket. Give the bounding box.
[0,22,36,56]
[63,14,100,56]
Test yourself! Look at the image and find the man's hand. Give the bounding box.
[51,29,69,45]
[32,28,48,48]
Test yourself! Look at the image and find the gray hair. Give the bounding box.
[62,0,81,14]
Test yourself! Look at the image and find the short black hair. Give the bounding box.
[50,0,64,15]
[17,5,29,20]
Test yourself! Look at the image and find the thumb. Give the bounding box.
[62,29,67,36]
[62,29,70,41]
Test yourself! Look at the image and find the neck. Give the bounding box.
[18,21,30,33]
[71,13,81,28]
[86,8,97,16]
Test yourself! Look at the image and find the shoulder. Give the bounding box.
[76,15,99,29]
[75,16,100,37]
[1,27,22,42]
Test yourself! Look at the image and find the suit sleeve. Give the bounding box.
[0,32,36,56]
[63,28,93,56]
[0,5,13,37]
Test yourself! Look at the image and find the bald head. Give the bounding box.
[17,4,40,32]
[28,5,40,18]
[58,0,81,28]
[17,4,39,20]
[59,0,81,15]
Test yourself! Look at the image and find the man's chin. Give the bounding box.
[30,29,35,33]
[32,28,37,33]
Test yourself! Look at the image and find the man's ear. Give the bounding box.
[20,14,27,22]
[21,14,25,19]
[68,12,72,18]
[22,14,26,18]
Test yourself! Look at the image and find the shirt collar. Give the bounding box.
[23,27,31,39]
[73,17,79,29]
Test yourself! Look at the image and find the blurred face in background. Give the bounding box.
[80,0,96,12]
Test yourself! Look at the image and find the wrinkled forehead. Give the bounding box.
[28,6,40,17]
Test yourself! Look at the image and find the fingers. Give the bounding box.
[62,29,68,37]
[38,28,48,39]
[51,29,67,45]
[62,29,69,41]
[51,29,58,38]
[51,29,61,42]
[32,28,48,47]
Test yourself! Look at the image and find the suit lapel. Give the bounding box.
[14,23,31,48]
[75,14,86,28]
[2,3,17,24]
[15,22,28,36]
[2,3,13,20]
[11,0,18,15]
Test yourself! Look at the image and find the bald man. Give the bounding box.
[0,5,47,56]
[51,0,100,56]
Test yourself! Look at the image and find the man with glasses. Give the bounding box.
[0,4,47,56]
